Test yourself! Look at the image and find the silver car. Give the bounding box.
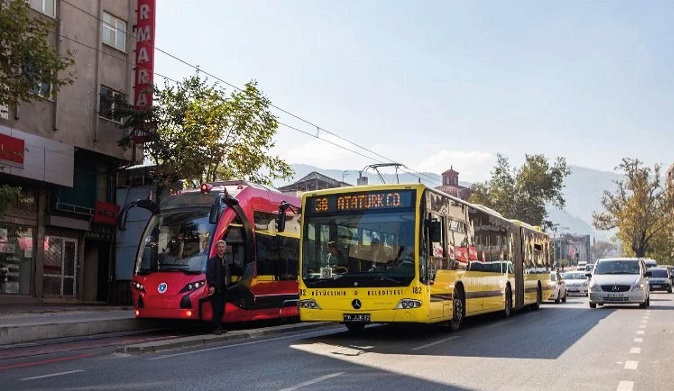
[562,271,589,296]
[588,258,651,309]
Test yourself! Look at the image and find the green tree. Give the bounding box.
[1,0,75,216]
[590,240,619,262]
[0,0,75,106]
[593,158,674,258]
[468,153,570,228]
[116,73,293,190]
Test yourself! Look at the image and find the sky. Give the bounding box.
[154,0,674,183]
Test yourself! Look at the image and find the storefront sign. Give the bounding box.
[132,0,156,143]
[85,224,116,242]
[0,133,25,168]
[93,202,120,226]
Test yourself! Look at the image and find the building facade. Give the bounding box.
[0,0,146,304]
[435,167,471,200]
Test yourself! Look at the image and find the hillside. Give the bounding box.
[274,164,625,240]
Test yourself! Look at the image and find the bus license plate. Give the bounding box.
[343,313,371,323]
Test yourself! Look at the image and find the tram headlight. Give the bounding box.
[132,282,146,292]
[179,280,206,293]
[395,299,422,309]
[299,299,321,309]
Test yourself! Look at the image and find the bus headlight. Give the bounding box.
[179,280,206,293]
[299,299,322,309]
[132,282,146,292]
[396,299,422,309]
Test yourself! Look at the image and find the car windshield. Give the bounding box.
[593,260,640,275]
[563,272,586,280]
[650,269,669,278]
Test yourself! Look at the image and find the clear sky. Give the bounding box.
[154,0,674,183]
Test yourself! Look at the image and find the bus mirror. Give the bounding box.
[118,199,159,231]
[277,212,286,233]
[209,194,226,224]
[430,220,441,242]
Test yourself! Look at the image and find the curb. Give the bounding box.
[0,318,156,346]
[116,322,330,355]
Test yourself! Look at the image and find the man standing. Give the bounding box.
[207,240,231,335]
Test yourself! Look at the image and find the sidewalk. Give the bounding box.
[0,304,154,346]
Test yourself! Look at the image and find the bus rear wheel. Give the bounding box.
[345,322,366,333]
[503,286,512,319]
[532,285,542,311]
[449,290,464,332]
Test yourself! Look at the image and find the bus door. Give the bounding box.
[426,213,448,320]
[514,228,525,309]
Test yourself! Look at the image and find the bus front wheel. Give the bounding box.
[449,290,464,332]
[503,286,512,319]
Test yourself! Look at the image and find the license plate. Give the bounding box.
[607,293,622,298]
[343,313,371,322]
[651,285,661,288]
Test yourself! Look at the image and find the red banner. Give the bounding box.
[93,202,121,226]
[0,133,25,168]
[134,0,155,110]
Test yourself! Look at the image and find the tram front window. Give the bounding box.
[136,209,216,274]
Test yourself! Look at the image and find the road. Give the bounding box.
[1,294,673,391]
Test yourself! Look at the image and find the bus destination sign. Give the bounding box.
[307,190,414,214]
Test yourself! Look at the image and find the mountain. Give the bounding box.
[274,164,624,241]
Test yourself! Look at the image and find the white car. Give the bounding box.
[548,272,567,303]
[588,258,651,309]
[562,270,589,296]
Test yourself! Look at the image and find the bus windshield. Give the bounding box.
[135,208,217,274]
[301,209,416,288]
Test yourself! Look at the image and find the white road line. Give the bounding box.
[276,372,344,391]
[616,380,634,391]
[20,369,85,381]
[633,338,643,343]
[638,325,646,329]
[411,336,460,351]
[637,330,645,335]
[629,347,641,354]
[624,361,638,370]
[484,319,513,329]
[148,328,336,361]
[643,316,649,319]
[640,320,647,323]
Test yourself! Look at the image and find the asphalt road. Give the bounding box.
[1,293,673,391]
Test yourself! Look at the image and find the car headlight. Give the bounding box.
[582,281,589,287]
[630,282,646,292]
[589,280,601,292]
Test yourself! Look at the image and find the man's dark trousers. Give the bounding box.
[212,290,226,330]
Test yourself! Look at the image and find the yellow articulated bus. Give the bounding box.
[292,183,552,333]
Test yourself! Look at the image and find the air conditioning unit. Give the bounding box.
[0,104,8,120]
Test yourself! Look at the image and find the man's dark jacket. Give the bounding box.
[206,254,240,293]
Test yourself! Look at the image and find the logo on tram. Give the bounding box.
[158,283,168,294]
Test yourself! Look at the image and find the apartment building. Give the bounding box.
[0,0,152,304]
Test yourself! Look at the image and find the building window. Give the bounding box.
[0,224,34,295]
[99,85,123,121]
[29,0,56,18]
[29,81,52,99]
[102,12,127,52]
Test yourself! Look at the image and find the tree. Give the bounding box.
[115,73,293,191]
[0,0,75,106]
[593,158,674,258]
[590,240,619,262]
[1,0,75,217]
[468,153,570,228]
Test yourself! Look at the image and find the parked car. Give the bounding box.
[562,270,589,296]
[548,271,567,303]
[587,258,651,309]
[647,267,672,293]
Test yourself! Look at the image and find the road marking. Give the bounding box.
[20,369,85,381]
[147,328,336,361]
[411,336,460,351]
[638,325,646,329]
[485,319,513,329]
[633,338,643,343]
[629,347,640,354]
[637,330,645,335]
[643,316,649,319]
[624,361,638,370]
[640,320,647,323]
[276,372,344,391]
[616,380,634,391]
[0,354,95,371]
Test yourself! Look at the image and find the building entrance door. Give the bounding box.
[43,236,78,297]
